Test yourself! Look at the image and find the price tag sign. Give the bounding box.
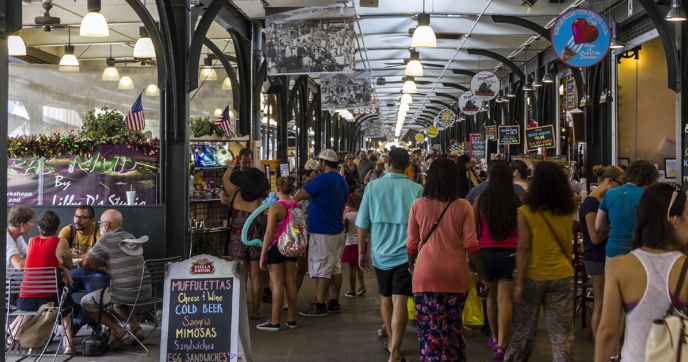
[499,125,521,145]
[470,133,485,163]
[525,125,556,152]
[483,125,497,141]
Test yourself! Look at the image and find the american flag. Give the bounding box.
[214,105,231,137]
[125,93,145,131]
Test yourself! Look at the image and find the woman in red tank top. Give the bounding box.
[14,210,74,354]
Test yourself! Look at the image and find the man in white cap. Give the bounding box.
[81,209,151,350]
[294,149,349,316]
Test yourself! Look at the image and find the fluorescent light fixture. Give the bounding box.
[80,0,109,37]
[145,84,159,96]
[133,26,156,59]
[59,45,79,72]
[102,57,120,81]
[402,76,417,94]
[412,13,437,48]
[8,35,26,56]
[405,50,423,76]
[118,76,134,90]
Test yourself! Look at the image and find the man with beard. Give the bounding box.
[81,209,151,350]
[58,205,108,333]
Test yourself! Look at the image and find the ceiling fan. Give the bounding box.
[34,1,63,32]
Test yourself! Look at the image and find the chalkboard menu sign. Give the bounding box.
[161,255,251,362]
[470,133,485,162]
[525,125,556,152]
[499,125,521,145]
[483,126,497,141]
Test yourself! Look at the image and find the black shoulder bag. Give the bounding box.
[81,288,110,356]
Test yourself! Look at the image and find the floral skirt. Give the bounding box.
[226,209,261,260]
[414,292,468,362]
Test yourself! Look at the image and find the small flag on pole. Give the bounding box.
[125,93,145,131]
[215,105,231,137]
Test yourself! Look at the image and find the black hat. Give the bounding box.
[234,168,271,195]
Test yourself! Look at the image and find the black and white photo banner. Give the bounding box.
[321,71,373,110]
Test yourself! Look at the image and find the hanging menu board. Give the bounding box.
[525,125,556,152]
[161,255,251,362]
[483,126,497,141]
[499,125,521,145]
[470,133,485,163]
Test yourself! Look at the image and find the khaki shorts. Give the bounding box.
[81,287,115,313]
[308,233,345,279]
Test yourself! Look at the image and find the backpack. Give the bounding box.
[276,203,307,258]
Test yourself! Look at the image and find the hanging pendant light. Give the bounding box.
[118,75,134,90]
[399,102,410,112]
[59,29,79,72]
[145,84,159,96]
[412,13,437,48]
[522,75,532,91]
[133,26,156,59]
[542,67,554,83]
[666,0,687,21]
[200,57,217,80]
[405,49,424,76]
[507,85,516,98]
[222,77,232,90]
[609,22,626,49]
[102,58,120,81]
[401,93,413,104]
[532,71,543,88]
[402,76,417,94]
[8,35,27,56]
[80,0,109,37]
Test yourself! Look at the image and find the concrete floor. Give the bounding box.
[9,269,596,362]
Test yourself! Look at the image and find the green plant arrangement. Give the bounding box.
[8,130,160,159]
[190,229,223,258]
[80,107,127,139]
[190,116,227,138]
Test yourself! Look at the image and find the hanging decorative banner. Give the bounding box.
[459,92,482,116]
[427,126,438,138]
[551,8,611,68]
[415,133,424,142]
[470,71,499,101]
[320,71,373,110]
[437,108,457,128]
[434,117,445,132]
[265,6,356,75]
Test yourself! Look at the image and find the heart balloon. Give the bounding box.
[572,18,599,45]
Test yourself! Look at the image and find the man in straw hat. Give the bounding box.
[81,209,151,350]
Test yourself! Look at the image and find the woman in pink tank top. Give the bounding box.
[596,184,688,362]
[257,176,300,332]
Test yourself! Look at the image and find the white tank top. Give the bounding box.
[621,249,684,362]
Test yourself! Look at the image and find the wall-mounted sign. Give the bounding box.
[551,8,611,68]
[470,71,499,101]
[415,133,424,142]
[459,92,482,116]
[469,133,485,163]
[498,125,521,145]
[525,125,556,152]
[437,109,457,128]
[427,126,438,138]
[483,125,497,141]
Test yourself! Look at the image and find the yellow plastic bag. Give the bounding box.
[407,296,416,320]
[462,273,484,330]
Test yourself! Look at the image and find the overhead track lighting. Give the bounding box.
[401,93,413,104]
[412,13,437,48]
[405,49,424,76]
[133,26,156,59]
[666,0,687,21]
[609,22,626,49]
[8,35,27,56]
[402,76,417,94]
[80,0,109,37]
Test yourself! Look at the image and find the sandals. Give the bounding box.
[132,326,146,342]
[109,333,132,350]
[494,346,505,360]
[377,328,388,338]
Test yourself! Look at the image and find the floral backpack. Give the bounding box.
[277,201,307,257]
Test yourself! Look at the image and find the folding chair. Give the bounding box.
[5,267,72,362]
[106,256,181,355]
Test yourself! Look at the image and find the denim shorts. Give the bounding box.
[480,248,516,282]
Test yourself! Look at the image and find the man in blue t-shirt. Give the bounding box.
[294,149,349,317]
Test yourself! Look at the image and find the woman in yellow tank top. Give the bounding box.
[505,161,576,361]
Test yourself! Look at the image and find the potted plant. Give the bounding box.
[80,107,127,139]
[190,117,228,139]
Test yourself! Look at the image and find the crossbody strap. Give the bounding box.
[418,199,455,254]
[667,257,688,316]
[619,185,635,218]
[539,212,570,261]
[92,287,107,335]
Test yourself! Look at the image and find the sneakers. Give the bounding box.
[327,303,341,313]
[299,306,328,317]
[344,291,357,298]
[256,319,280,332]
[356,286,367,296]
[286,321,298,329]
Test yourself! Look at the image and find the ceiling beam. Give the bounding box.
[466,49,525,83]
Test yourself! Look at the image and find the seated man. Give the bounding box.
[80,209,151,350]
[6,205,35,269]
[58,205,109,332]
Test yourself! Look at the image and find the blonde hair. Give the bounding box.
[276,176,296,195]
[592,165,624,183]
[345,153,355,161]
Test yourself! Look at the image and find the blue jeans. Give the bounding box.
[70,269,111,326]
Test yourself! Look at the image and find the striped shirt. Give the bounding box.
[88,229,151,304]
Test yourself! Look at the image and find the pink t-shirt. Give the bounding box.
[477,214,518,249]
[406,198,479,294]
